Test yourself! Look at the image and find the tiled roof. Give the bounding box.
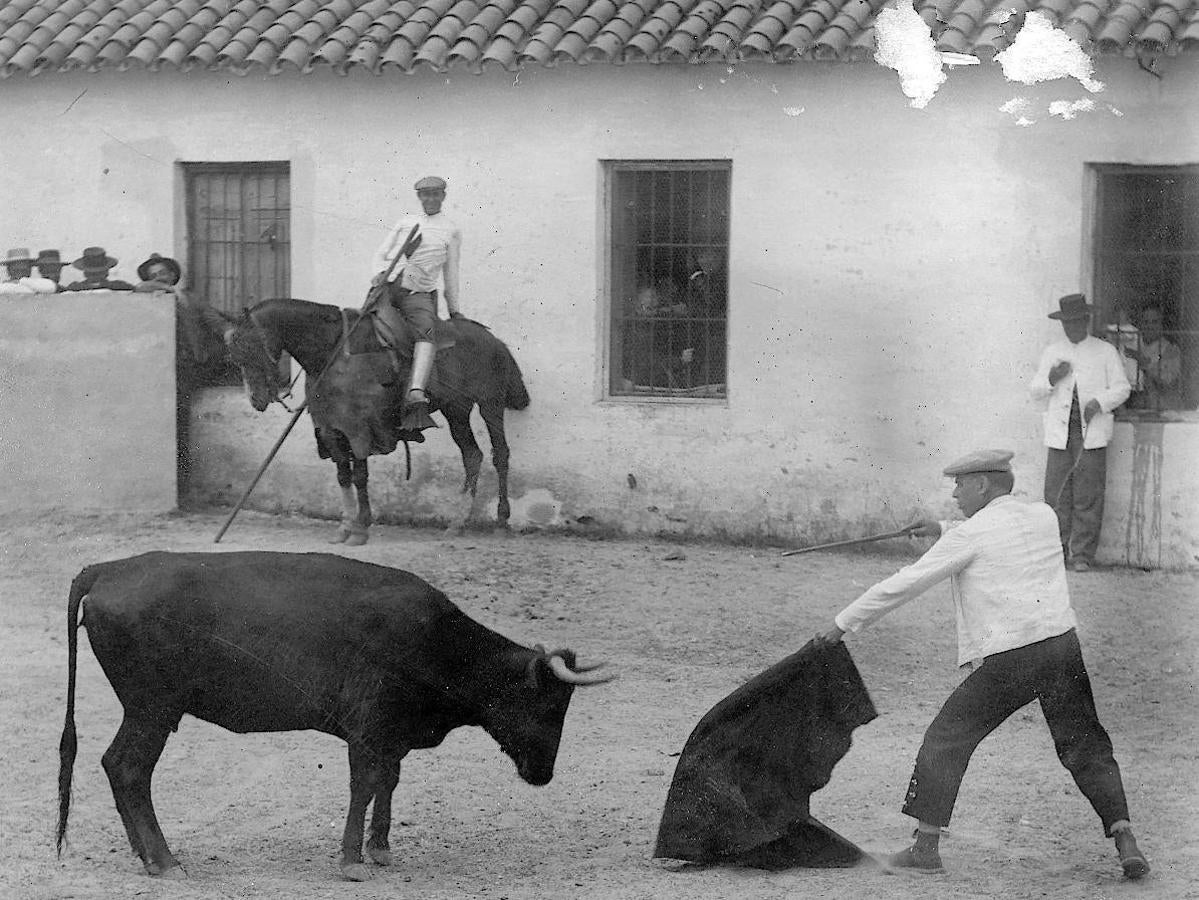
[0,0,1194,76]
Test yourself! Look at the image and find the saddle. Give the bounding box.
[361,308,458,365]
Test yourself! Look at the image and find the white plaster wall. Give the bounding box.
[0,56,1195,554]
[0,293,175,513]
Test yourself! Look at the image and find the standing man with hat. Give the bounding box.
[1028,294,1130,572]
[65,247,134,292]
[817,449,1149,880]
[371,175,463,432]
[33,250,67,291]
[0,248,36,292]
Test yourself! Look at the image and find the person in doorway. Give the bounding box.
[1028,294,1130,572]
[64,247,134,291]
[133,252,232,496]
[817,449,1149,881]
[1125,305,1182,412]
[370,175,463,433]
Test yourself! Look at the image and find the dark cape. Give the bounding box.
[654,639,877,869]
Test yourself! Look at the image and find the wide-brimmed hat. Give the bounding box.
[73,246,118,269]
[4,247,33,265]
[35,249,65,269]
[943,449,1015,477]
[1048,293,1092,321]
[414,175,447,191]
[136,253,182,284]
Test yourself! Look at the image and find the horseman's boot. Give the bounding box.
[400,340,438,432]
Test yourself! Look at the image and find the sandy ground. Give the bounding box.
[2,509,1196,900]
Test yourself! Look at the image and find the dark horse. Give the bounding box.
[223,298,529,544]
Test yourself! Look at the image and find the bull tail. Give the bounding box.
[499,342,530,411]
[57,566,96,855]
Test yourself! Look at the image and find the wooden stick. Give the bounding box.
[780,527,915,557]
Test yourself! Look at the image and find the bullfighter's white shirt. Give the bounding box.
[1028,334,1130,449]
[372,212,461,306]
[834,495,1077,668]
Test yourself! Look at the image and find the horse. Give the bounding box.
[222,298,529,545]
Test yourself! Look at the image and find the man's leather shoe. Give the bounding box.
[1115,831,1150,879]
[884,845,944,875]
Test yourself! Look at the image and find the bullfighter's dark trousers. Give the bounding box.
[1044,395,1108,566]
[385,283,437,343]
[901,629,1131,837]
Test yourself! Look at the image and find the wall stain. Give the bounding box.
[1124,422,1164,569]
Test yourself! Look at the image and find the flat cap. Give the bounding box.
[942,449,1015,477]
[414,175,447,191]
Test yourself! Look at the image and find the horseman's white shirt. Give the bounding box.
[372,213,461,303]
[833,495,1078,667]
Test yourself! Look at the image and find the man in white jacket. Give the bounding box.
[1028,294,1130,572]
[819,449,1148,880]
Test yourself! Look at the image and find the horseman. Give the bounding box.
[370,175,464,433]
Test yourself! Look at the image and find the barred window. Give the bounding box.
[1092,164,1199,415]
[184,161,291,387]
[606,161,729,399]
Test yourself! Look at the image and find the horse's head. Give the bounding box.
[224,309,287,412]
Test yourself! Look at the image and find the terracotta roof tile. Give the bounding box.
[0,0,1194,78]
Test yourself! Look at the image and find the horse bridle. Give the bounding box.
[243,311,299,411]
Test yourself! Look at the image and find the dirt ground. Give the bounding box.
[2,509,1196,900]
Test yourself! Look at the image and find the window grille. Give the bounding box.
[184,162,291,387]
[1093,165,1199,415]
[606,161,730,399]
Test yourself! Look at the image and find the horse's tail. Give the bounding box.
[498,342,530,411]
[58,565,97,856]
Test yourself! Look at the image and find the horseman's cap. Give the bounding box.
[1048,293,1092,321]
[35,249,65,269]
[414,176,447,192]
[73,246,118,269]
[943,449,1015,477]
[137,253,182,285]
[4,247,33,265]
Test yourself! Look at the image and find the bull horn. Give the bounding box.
[548,654,616,686]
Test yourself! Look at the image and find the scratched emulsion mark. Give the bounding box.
[994,11,1105,93]
[1124,422,1164,569]
[872,0,948,108]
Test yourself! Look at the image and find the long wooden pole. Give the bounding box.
[213,224,421,543]
[779,527,916,557]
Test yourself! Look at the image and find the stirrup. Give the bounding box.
[405,387,430,405]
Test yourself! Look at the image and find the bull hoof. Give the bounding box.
[340,862,373,882]
[146,862,186,879]
[367,847,394,866]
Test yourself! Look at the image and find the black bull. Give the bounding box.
[56,551,612,881]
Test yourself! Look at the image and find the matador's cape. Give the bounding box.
[654,639,876,869]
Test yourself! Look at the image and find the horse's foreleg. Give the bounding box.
[330,450,357,544]
[345,456,371,546]
[480,405,512,528]
[444,406,483,533]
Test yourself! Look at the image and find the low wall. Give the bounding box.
[1099,420,1199,570]
[0,293,176,514]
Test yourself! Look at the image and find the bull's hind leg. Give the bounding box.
[102,714,183,878]
[478,402,512,528]
[365,755,404,866]
[443,403,484,533]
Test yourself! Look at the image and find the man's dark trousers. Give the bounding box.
[1044,394,1108,566]
[901,629,1130,836]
